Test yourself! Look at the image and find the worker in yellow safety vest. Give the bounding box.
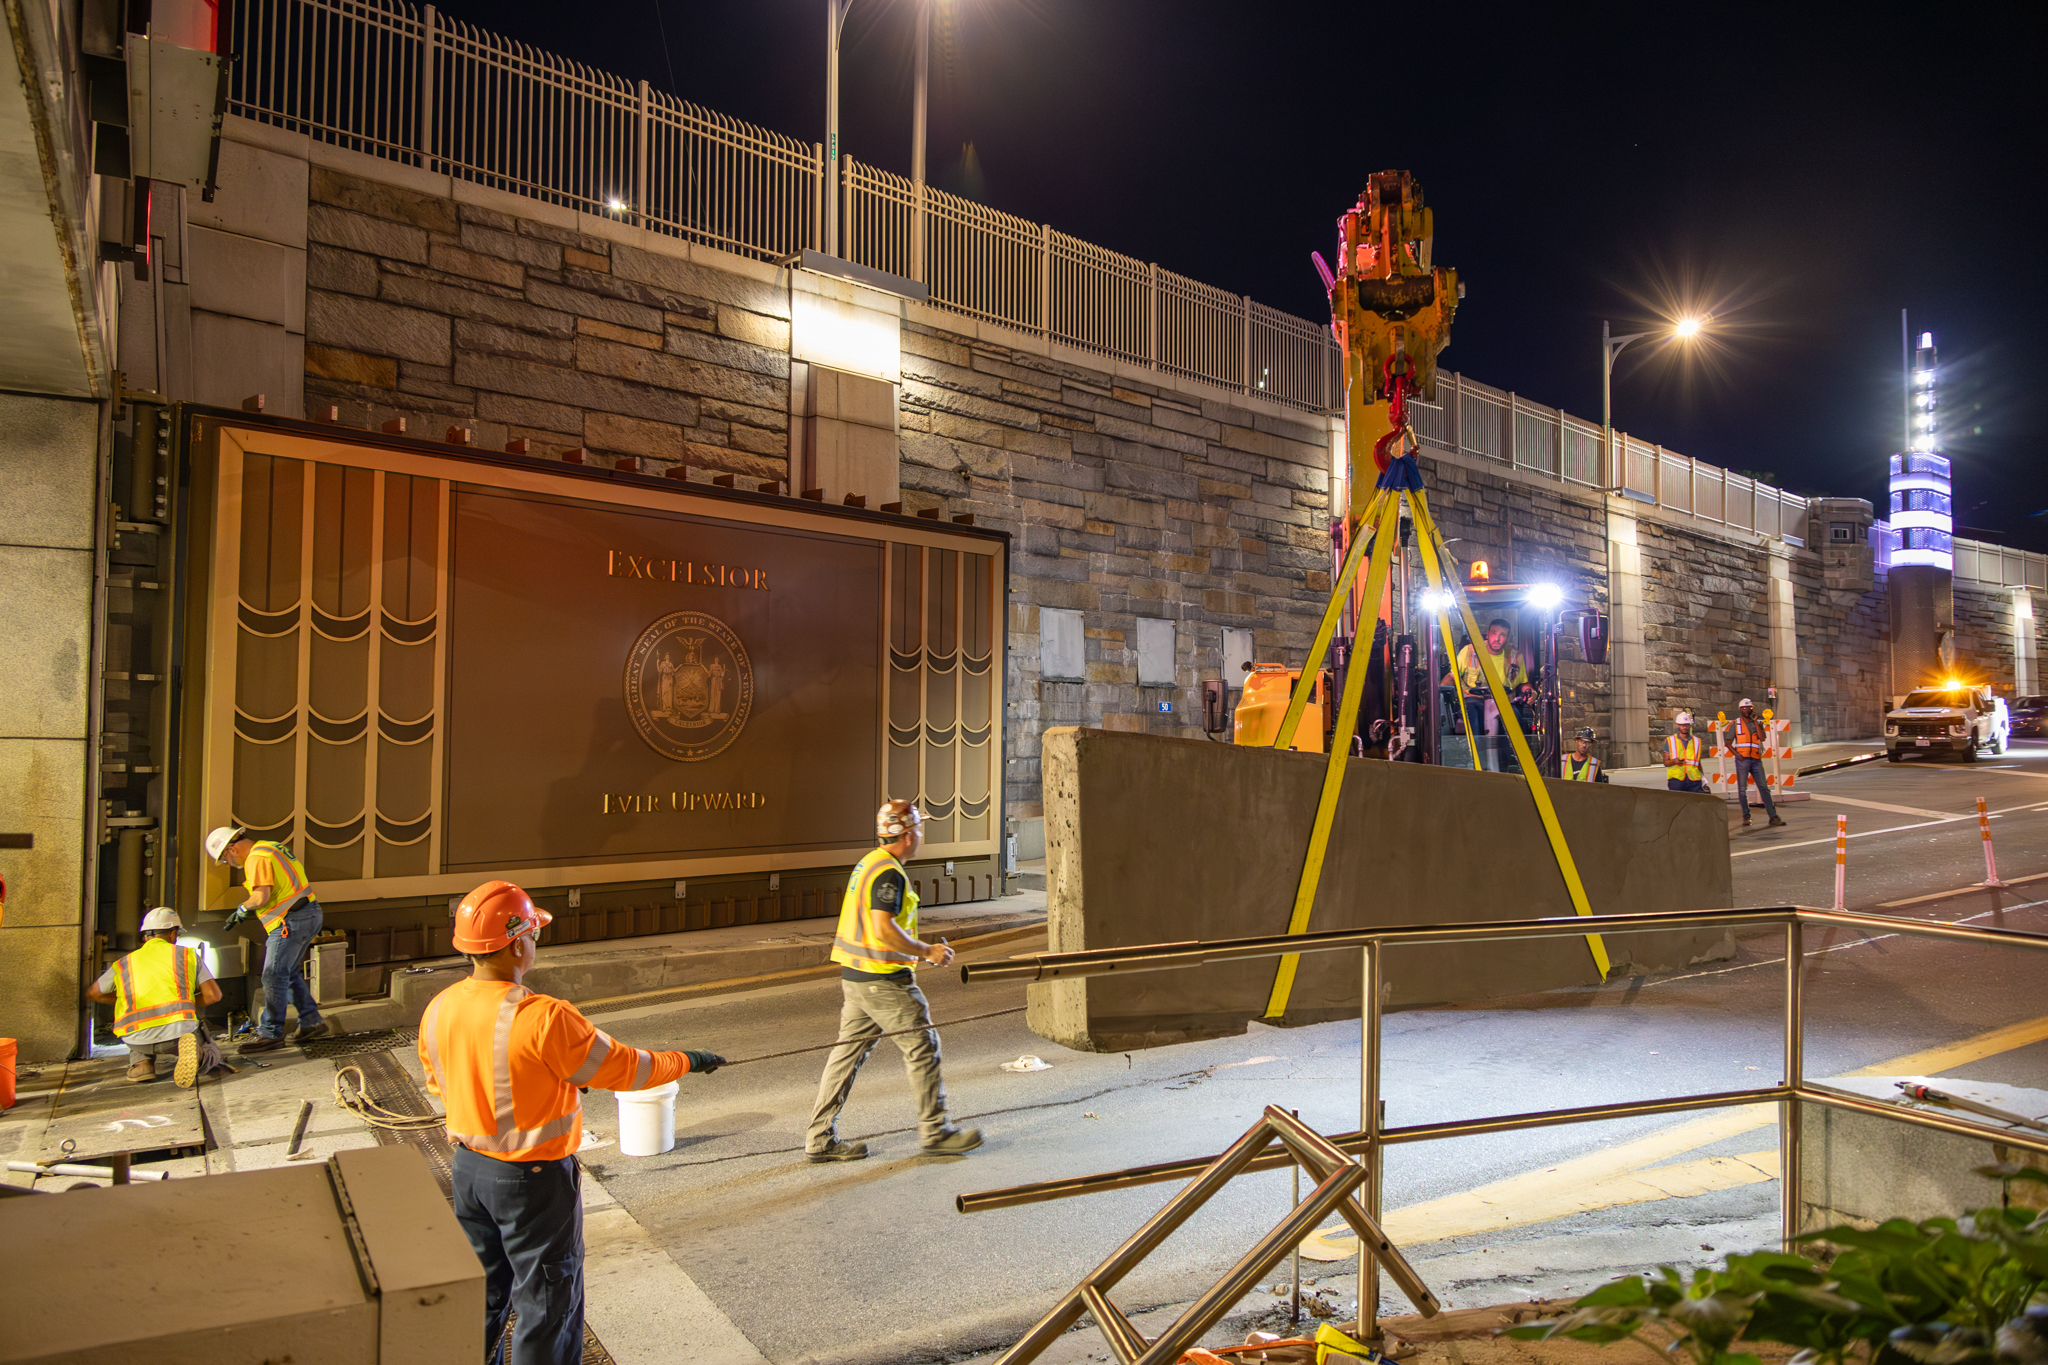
[207,825,331,1053]
[85,906,225,1085]
[806,798,983,1162]
[1565,727,1607,782]
[1449,619,1533,772]
[1731,698,1787,827]
[1664,712,1707,792]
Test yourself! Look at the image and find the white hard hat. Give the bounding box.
[1675,711,1694,726]
[140,906,182,933]
[1739,698,1754,708]
[877,799,924,840]
[204,825,245,862]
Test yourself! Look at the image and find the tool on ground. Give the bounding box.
[1797,750,1888,778]
[285,1098,315,1158]
[1833,814,1848,912]
[7,1160,169,1182]
[1976,796,2007,887]
[1895,1081,2048,1134]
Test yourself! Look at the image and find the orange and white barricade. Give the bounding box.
[1709,719,1734,791]
[1977,796,2007,888]
[1764,718,1807,802]
[1833,814,1847,911]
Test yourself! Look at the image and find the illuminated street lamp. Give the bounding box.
[823,0,935,277]
[1600,315,1707,488]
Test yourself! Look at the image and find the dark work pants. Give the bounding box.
[1734,756,1778,819]
[452,1146,584,1365]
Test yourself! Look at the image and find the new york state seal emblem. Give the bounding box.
[623,611,754,761]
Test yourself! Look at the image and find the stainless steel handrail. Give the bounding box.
[959,904,2048,1343]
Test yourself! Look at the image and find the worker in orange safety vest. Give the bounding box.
[1731,698,1787,827]
[420,881,725,1365]
[1663,712,1707,792]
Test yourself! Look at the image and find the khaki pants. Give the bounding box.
[807,976,951,1151]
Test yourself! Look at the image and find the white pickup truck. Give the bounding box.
[1885,684,2010,762]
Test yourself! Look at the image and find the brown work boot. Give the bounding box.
[239,1034,286,1055]
[921,1126,983,1156]
[806,1139,869,1163]
[290,1019,334,1044]
[126,1054,156,1082]
[1769,816,1787,827]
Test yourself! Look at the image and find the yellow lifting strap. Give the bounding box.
[1272,486,1388,753]
[1408,526,1480,773]
[1262,492,1404,1018]
[1260,487,1609,1021]
[1409,489,1610,976]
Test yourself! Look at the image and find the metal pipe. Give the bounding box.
[7,1161,169,1182]
[1290,1109,1300,1325]
[988,1115,1287,1365]
[1799,1083,2048,1157]
[1132,1161,1369,1365]
[1781,920,1804,1246]
[1360,942,1382,1340]
[910,0,928,285]
[959,1086,1791,1214]
[960,906,2048,986]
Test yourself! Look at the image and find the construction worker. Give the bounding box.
[420,880,724,1365]
[207,825,331,1053]
[1731,699,1788,827]
[85,907,224,1085]
[1565,727,1607,782]
[1450,619,1531,771]
[1663,713,1707,792]
[806,798,983,1162]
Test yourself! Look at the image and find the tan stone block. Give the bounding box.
[1241,538,1267,555]
[717,305,791,351]
[1088,662,1136,685]
[564,246,610,273]
[311,166,458,233]
[1165,554,1208,574]
[577,316,664,350]
[1099,713,1149,733]
[429,241,524,288]
[306,344,398,388]
[728,424,786,457]
[1110,386,1153,408]
[1200,477,1253,499]
[1018,497,1084,530]
[1009,603,1039,632]
[1203,589,1257,616]
[681,441,786,480]
[586,411,682,461]
[1083,519,1115,536]
[1306,570,1331,592]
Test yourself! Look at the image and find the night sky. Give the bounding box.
[440,2,2047,549]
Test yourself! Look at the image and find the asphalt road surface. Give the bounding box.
[578,740,2048,1365]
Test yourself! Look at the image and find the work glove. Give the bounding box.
[222,907,252,931]
[683,1050,726,1075]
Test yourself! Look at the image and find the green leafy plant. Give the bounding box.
[1506,1166,2048,1365]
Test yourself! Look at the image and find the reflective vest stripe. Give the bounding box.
[111,940,201,1036]
[829,849,922,974]
[429,983,591,1156]
[1732,719,1764,758]
[248,841,312,934]
[567,1032,612,1087]
[1664,735,1703,780]
[1566,756,1599,781]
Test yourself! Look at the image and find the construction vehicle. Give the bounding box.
[1885,682,2009,762]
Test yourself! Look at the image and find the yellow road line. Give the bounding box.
[1303,1012,2048,1255]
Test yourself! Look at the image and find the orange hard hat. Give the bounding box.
[451,880,552,954]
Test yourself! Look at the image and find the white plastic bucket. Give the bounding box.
[615,1081,679,1156]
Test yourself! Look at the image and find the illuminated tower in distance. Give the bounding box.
[1889,330,1954,695]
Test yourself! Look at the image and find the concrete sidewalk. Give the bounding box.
[306,889,1048,1033]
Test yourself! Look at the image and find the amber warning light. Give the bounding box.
[1468,560,1490,581]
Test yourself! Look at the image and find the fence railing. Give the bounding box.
[230,0,1812,535]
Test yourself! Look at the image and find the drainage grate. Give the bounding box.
[301,1027,417,1060]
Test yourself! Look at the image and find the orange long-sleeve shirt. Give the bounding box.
[419,978,693,1162]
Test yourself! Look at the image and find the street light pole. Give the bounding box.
[1601,319,1656,490]
[825,0,847,257]
[911,0,929,283]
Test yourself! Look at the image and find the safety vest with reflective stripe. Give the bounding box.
[418,978,690,1163]
[112,937,201,1038]
[1664,733,1704,782]
[244,840,312,934]
[1731,717,1766,760]
[829,847,922,975]
[1565,754,1601,782]
[1456,641,1528,694]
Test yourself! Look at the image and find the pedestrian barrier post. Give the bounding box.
[1977,797,2006,888]
[1710,716,1731,791]
[1833,814,1847,912]
[1769,719,1795,793]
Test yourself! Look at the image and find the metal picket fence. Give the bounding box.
[228,0,1817,538]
